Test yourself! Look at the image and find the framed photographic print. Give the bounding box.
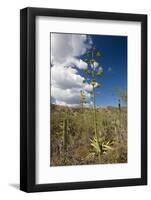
[20,7,147,192]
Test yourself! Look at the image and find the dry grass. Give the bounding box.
[50,104,127,166]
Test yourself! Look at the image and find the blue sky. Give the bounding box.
[51,33,127,108]
[79,35,127,107]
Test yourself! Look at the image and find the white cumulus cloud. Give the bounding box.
[50,33,93,107]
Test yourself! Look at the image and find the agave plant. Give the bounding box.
[82,45,113,161]
[89,136,114,161]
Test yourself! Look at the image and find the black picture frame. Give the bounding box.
[20,7,147,192]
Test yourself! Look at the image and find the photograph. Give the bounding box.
[20,7,147,192]
[50,33,127,166]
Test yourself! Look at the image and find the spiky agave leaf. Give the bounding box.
[90,137,101,153]
[103,144,113,151]
[90,136,114,156]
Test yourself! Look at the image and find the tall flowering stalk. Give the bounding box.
[80,90,86,110]
[82,46,103,141]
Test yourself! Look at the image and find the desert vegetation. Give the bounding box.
[50,104,127,166]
